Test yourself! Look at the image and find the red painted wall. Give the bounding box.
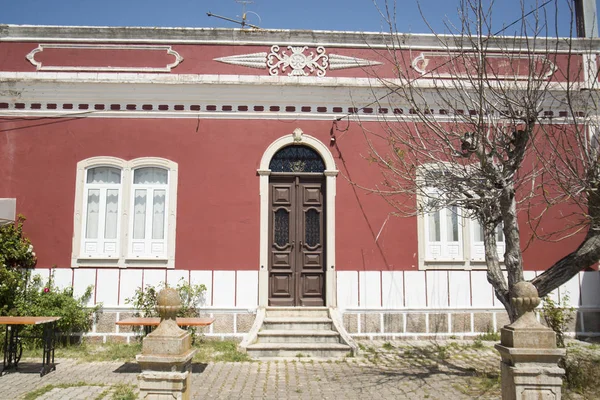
[0,116,585,272]
[0,42,583,83]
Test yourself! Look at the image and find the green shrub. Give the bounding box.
[126,279,206,339]
[126,279,206,318]
[15,271,100,337]
[0,215,37,315]
[541,293,575,348]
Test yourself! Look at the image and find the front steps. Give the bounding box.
[241,307,357,359]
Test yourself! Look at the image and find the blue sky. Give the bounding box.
[0,0,596,36]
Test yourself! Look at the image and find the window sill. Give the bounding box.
[72,256,173,268]
[421,260,505,270]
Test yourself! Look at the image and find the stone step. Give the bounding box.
[265,307,329,318]
[262,317,333,331]
[245,342,351,359]
[256,330,341,344]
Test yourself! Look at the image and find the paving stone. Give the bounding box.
[2,339,596,400]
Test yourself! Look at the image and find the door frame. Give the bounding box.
[258,129,337,307]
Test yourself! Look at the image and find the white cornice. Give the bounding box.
[1,24,597,53]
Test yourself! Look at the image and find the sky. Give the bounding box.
[0,0,597,36]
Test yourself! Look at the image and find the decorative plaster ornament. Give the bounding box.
[267,45,328,77]
[293,128,304,142]
[214,46,383,77]
[213,52,268,69]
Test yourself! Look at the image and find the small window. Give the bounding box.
[81,166,122,257]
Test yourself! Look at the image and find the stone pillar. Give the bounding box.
[136,288,197,400]
[495,282,565,400]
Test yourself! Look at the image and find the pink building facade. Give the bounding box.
[0,25,598,341]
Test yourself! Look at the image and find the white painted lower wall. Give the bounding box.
[29,267,600,339]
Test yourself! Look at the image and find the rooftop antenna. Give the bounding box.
[207,0,262,30]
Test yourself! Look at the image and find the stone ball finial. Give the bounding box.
[156,287,181,321]
[510,281,540,318]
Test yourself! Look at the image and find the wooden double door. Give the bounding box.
[268,175,326,306]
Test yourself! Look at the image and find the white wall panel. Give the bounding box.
[337,271,358,309]
[404,271,426,308]
[52,268,73,290]
[73,268,96,306]
[448,271,470,308]
[559,272,581,307]
[95,269,120,306]
[236,271,258,308]
[119,269,143,306]
[143,269,167,289]
[191,270,212,307]
[427,270,448,308]
[30,268,51,285]
[382,271,404,309]
[523,271,537,281]
[359,271,381,308]
[470,271,494,308]
[166,270,189,287]
[212,271,235,307]
[581,271,600,307]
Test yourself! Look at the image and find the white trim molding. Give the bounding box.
[71,156,178,268]
[257,131,338,307]
[26,43,183,72]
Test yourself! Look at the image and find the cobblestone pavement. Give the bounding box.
[0,339,585,400]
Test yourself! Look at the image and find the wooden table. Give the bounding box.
[0,316,61,377]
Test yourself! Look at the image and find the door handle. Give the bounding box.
[299,240,303,247]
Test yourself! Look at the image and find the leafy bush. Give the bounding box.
[0,215,37,315]
[541,293,575,348]
[15,271,100,336]
[126,279,207,339]
[0,216,98,342]
[126,278,206,318]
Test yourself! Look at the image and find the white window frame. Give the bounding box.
[80,165,123,258]
[471,220,505,262]
[128,166,170,260]
[71,157,178,268]
[417,163,505,270]
[422,189,464,261]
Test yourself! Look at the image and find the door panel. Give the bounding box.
[268,176,325,306]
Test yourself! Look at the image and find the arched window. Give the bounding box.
[269,145,325,173]
[73,157,178,268]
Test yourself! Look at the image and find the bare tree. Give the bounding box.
[356,0,600,321]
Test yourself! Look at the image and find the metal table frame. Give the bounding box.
[1,316,60,377]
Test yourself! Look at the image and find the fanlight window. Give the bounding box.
[269,145,325,173]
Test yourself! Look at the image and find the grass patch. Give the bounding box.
[562,350,600,397]
[193,339,251,362]
[110,384,137,400]
[23,338,249,363]
[454,370,500,397]
[22,341,142,363]
[23,382,103,400]
[476,331,501,341]
[382,342,394,350]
